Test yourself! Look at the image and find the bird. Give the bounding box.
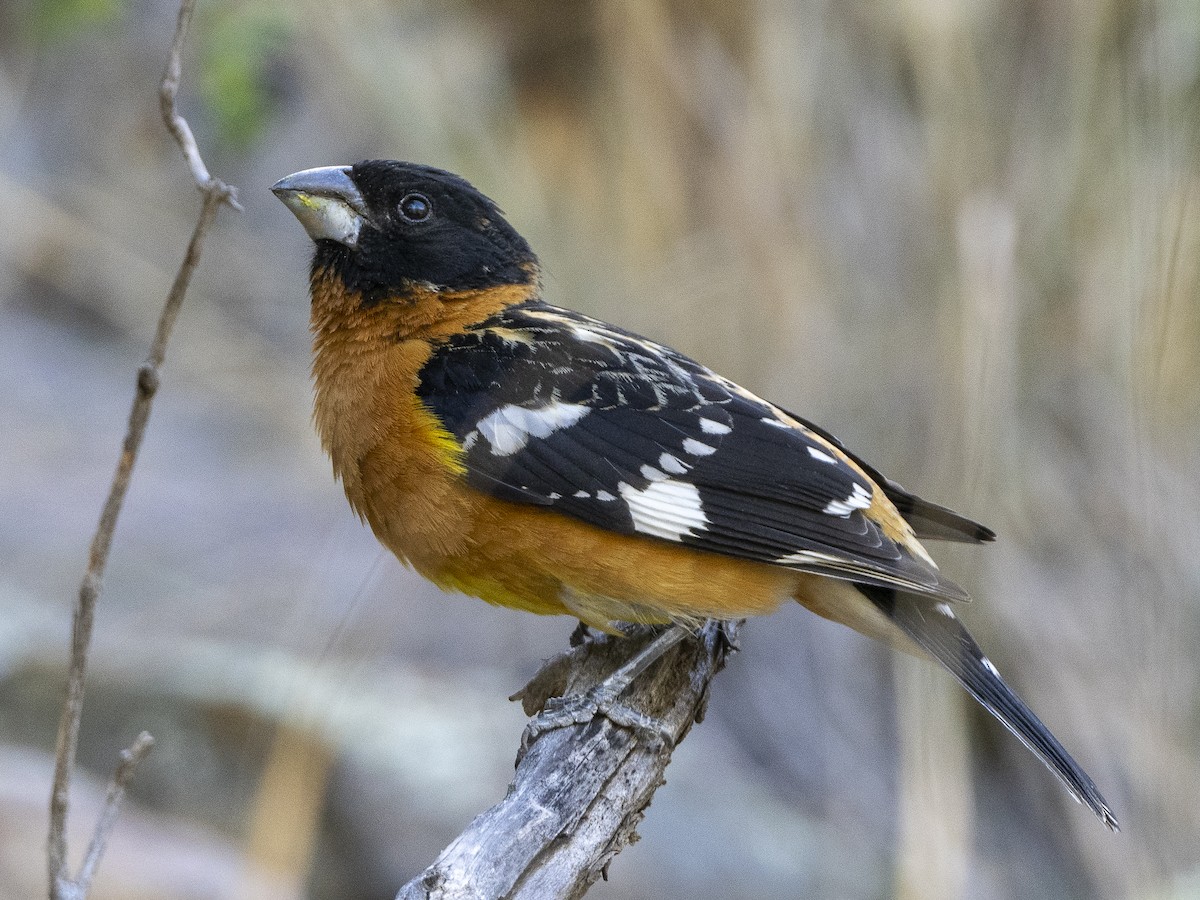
[271,159,1117,830]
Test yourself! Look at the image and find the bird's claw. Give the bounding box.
[520,687,675,756]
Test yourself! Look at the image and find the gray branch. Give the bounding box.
[396,620,741,900]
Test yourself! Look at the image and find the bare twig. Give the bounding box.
[396,620,742,900]
[46,2,239,897]
[75,732,156,890]
[159,0,243,209]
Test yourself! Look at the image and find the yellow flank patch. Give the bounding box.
[432,570,563,616]
[413,402,467,476]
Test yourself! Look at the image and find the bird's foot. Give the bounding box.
[521,683,675,754]
[518,625,691,756]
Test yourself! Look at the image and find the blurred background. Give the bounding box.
[1,0,1198,897]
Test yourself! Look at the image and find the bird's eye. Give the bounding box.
[398,192,432,222]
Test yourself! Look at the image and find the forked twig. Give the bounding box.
[46,2,239,896]
[74,732,156,890]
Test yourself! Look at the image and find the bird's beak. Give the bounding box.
[271,166,367,247]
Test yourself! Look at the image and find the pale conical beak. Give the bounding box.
[271,166,367,247]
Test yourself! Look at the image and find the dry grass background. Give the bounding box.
[1,0,1198,898]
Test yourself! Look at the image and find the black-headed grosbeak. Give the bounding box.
[271,160,1117,830]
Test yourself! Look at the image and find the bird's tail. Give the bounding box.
[862,586,1119,830]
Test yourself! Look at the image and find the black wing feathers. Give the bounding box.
[416,301,975,601]
[782,408,996,544]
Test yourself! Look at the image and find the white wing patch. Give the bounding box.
[476,401,591,457]
[699,417,732,435]
[658,452,689,475]
[822,482,872,517]
[682,438,717,457]
[807,445,838,465]
[618,479,708,542]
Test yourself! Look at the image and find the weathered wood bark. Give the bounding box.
[395,619,741,900]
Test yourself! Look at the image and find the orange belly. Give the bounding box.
[370,470,799,629]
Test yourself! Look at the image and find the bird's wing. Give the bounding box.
[417,302,969,602]
[778,410,996,544]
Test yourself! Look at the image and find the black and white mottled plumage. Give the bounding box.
[418,300,978,602]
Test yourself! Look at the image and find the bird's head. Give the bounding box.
[272,160,537,302]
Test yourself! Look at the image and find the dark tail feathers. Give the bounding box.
[863,586,1119,831]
